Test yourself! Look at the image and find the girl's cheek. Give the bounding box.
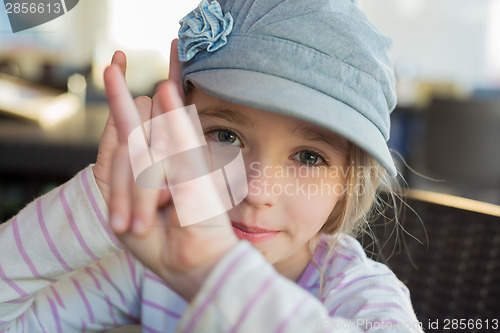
[292,174,346,201]
[287,178,339,209]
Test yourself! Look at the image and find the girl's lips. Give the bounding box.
[231,222,280,243]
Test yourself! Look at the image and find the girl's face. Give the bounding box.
[192,88,349,281]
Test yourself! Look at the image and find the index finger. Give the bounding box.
[169,39,185,103]
[111,50,127,78]
[103,64,143,144]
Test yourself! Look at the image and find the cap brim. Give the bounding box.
[186,69,397,177]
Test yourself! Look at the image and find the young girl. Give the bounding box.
[0,0,423,332]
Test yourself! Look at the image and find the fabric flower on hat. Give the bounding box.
[178,0,234,62]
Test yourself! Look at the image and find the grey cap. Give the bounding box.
[178,0,397,177]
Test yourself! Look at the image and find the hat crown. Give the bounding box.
[228,0,397,116]
[181,0,397,129]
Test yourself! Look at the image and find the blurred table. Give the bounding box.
[0,104,108,178]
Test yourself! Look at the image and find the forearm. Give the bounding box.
[0,165,122,326]
[175,240,423,333]
[175,242,360,333]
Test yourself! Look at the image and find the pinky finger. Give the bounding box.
[109,145,133,234]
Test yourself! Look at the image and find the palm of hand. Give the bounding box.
[96,43,238,301]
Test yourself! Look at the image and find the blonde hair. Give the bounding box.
[310,143,400,295]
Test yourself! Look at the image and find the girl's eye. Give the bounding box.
[293,150,326,166]
[206,129,242,146]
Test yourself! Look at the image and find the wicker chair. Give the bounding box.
[358,190,500,332]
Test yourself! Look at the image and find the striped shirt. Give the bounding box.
[0,166,423,332]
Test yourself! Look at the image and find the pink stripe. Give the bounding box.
[144,271,168,286]
[363,319,405,332]
[333,273,392,290]
[12,217,43,279]
[47,296,62,333]
[183,246,252,333]
[357,302,404,312]
[37,200,72,272]
[84,267,102,289]
[144,271,175,292]
[274,294,309,333]
[143,324,165,333]
[369,285,398,293]
[50,286,66,309]
[329,303,341,317]
[81,320,87,333]
[143,299,181,318]
[95,262,138,322]
[96,262,122,293]
[314,272,346,294]
[7,294,35,304]
[124,252,141,298]
[372,319,400,326]
[105,295,119,326]
[96,263,140,324]
[333,253,355,262]
[0,263,27,297]
[40,316,48,333]
[84,267,119,326]
[20,313,25,333]
[81,169,122,248]
[71,278,95,323]
[229,274,276,333]
[314,240,331,266]
[310,275,337,289]
[59,187,100,261]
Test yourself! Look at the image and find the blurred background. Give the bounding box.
[359,0,500,207]
[1,0,500,222]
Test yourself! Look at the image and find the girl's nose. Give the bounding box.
[244,160,280,208]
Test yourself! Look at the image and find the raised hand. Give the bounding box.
[93,39,186,208]
[103,41,238,301]
[93,50,127,207]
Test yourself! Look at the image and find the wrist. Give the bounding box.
[92,163,111,208]
[160,237,239,302]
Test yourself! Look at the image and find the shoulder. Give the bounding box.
[317,233,406,291]
[312,233,393,274]
[300,234,404,292]
[299,233,413,305]
[331,234,394,275]
[311,234,419,323]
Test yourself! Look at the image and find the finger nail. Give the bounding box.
[111,214,124,231]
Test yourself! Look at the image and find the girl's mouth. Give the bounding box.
[231,222,280,243]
